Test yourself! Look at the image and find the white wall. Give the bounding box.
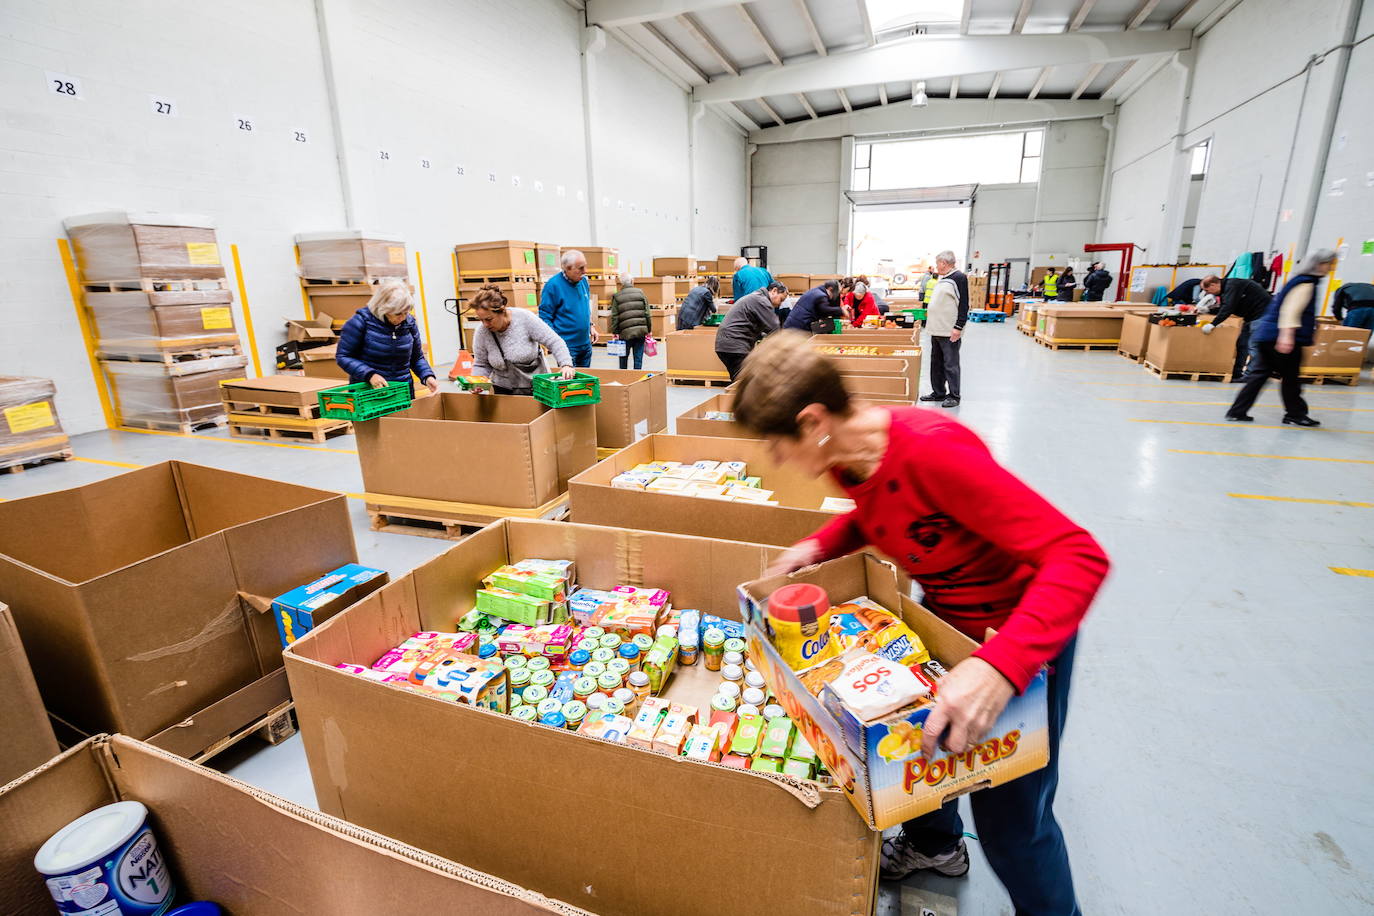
[750,139,842,274]
[968,185,1037,274]
[0,0,749,434]
[1031,119,1109,263]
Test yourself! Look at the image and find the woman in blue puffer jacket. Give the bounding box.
[335,281,438,394]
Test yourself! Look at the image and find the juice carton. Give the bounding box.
[759,717,795,758]
[709,709,738,746]
[551,670,580,703]
[626,697,671,749]
[483,565,568,603]
[642,636,679,693]
[749,756,783,774]
[476,587,552,626]
[652,711,693,755]
[647,476,689,492]
[495,623,575,658]
[782,758,815,781]
[720,461,747,481]
[579,711,634,742]
[407,640,480,685]
[683,724,723,762]
[726,485,774,503]
[699,614,744,640]
[788,731,820,766]
[741,476,762,488]
[719,754,750,770]
[612,473,655,489]
[569,588,620,626]
[728,713,765,756]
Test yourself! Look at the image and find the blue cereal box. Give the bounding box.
[273,564,389,648]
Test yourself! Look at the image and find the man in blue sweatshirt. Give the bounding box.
[731,257,773,301]
[539,249,599,367]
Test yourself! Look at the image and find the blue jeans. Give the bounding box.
[618,337,645,370]
[569,344,593,369]
[904,637,1080,916]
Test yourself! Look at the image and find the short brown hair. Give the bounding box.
[732,331,851,437]
[469,284,507,312]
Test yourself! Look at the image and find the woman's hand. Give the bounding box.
[559,365,577,380]
[765,539,824,577]
[1276,327,1296,354]
[920,657,1015,757]
[368,374,388,389]
[424,377,439,394]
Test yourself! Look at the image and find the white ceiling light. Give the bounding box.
[911,80,928,107]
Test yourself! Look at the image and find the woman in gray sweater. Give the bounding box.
[469,285,575,394]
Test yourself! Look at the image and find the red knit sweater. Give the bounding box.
[810,407,1110,691]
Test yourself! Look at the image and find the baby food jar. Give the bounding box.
[602,698,626,717]
[723,651,744,669]
[716,681,742,700]
[723,637,747,656]
[678,641,699,667]
[656,625,678,640]
[562,701,587,730]
[508,667,532,690]
[710,694,737,713]
[583,627,606,641]
[598,633,623,651]
[540,711,567,729]
[591,647,616,665]
[586,693,607,712]
[627,670,652,702]
[737,703,761,718]
[508,692,523,709]
[742,687,767,708]
[521,685,548,705]
[567,649,591,671]
[537,698,564,719]
[478,642,498,660]
[618,643,642,666]
[703,628,726,671]
[526,656,551,673]
[530,670,556,690]
[721,663,744,684]
[612,688,637,712]
[745,671,767,691]
[514,706,538,722]
[573,677,598,700]
[596,672,623,695]
[632,634,655,653]
[583,661,608,680]
[763,704,786,720]
[607,658,632,680]
[576,639,599,655]
[504,655,527,671]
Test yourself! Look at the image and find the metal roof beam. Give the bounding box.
[1012,0,1034,33]
[795,0,827,57]
[749,97,1114,143]
[587,0,738,27]
[1070,61,1105,99]
[737,4,782,66]
[988,72,1004,99]
[949,76,959,99]
[1027,67,1051,99]
[837,88,853,111]
[1126,0,1162,29]
[693,29,1191,102]
[1068,0,1097,31]
[960,0,973,34]
[756,97,786,126]
[796,93,818,118]
[677,12,738,75]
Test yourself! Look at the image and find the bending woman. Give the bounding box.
[469,285,575,394]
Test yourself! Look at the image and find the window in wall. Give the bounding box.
[856,129,1046,189]
[1189,140,1211,177]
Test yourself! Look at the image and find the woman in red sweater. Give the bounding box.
[733,332,1108,915]
[845,277,881,327]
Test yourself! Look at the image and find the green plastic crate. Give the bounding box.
[317,381,414,421]
[703,314,724,326]
[532,372,600,408]
[902,307,928,321]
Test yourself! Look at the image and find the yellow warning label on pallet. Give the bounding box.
[388,245,406,264]
[4,402,55,434]
[186,242,221,265]
[201,307,233,329]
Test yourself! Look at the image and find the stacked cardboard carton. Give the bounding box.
[0,377,70,471]
[296,230,408,282]
[65,212,246,431]
[1299,325,1370,384]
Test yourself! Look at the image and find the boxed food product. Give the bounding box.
[271,564,389,648]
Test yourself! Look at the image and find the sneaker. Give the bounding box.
[1225,414,1254,422]
[942,397,960,408]
[880,835,970,881]
[920,393,946,402]
[1282,415,1320,427]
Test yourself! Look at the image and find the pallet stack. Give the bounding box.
[65,211,247,432]
[652,257,703,302]
[564,246,621,309]
[297,230,411,332]
[0,376,71,473]
[219,376,353,444]
[705,254,738,298]
[452,240,549,349]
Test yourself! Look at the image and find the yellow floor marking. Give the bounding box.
[1170,449,1374,465]
[72,456,144,469]
[1330,567,1374,578]
[1229,493,1373,509]
[1104,398,1373,412]
[114,426,357,454]
[1131,418,1373,434]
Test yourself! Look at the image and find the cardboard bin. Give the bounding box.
[0,735,587,915]
[0,461,356,740]
[1117,312,1152,360]
[0,604,59,786]
[1143,322,1240,376]
[305,284,375,329]
[650,307,676,338]
[584,368,667,448]
[674,393,754,439]
[570,434,841,546]
[739,553,1050,830]
[1300,325,1370,380]
[633,277,676,305]
[285,519,878,916]
[563,246,619,275]
[355,393,596,509]
[1037,307,1126,343]
[665,328,728,381]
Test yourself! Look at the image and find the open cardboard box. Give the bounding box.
[584,368,667,448]
[0,461,356,741]
[665,328,727,380]
[569,434,843,546]
[355,393,596,509]
[0,736,587,915]
[739,553,1050,830]
[284,519,878,916]
[676,393,915,440]
[0,604,59,786]
[1118,312,1152,359]
[285,315,338,344]
[1037,306,1126,342]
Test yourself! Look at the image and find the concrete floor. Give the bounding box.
[3,326,1372,914]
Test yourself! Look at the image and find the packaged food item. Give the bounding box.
[652,708,695,755]
[598,632,624,650]
[591,648,615,664]
[632,633,655,653]
[656,624,678,640]
[612,687,638,716]
[617,643,642,667]
[749,756,783,774]
[741,687,766,708]
[567,649,591,671]
[736,703,761,718]
[690,460,719,471]
[703,628,726,671]
[719,753,750,769]
[496,623,575,658]
[612,472,655,489]
[796,654,846,697]
[596,672,623,695]
[475,587,553,626]
[537,698,563,718]
[721,663,744,684]
[683,482,730,499]
[711,694,737,713]
[607,658,632,680]
[521,685,548,705]
[700,614,745,640]
[508,692,523,709]
[508,667,531,690]
[741,476,763,488]
[514,706,538,722]
[759,717,795,758]
[483,565,569,603]
[744,671,767,691]
[660,466,696,480]
[729,713,765,756]
[766,583,836,670]
[573,676,598,701]
[782,758,815,780]
[562,701,587,730]
[583,661,607,680]
[540,711,567,729]
[579,711,633,742]
[627,670,652,704]
[690,468,728,485]
[716,681,742,701]
[722,651,744,669]
[529,670,555,689]
[720,461,747,480]
[827,597,931,666]
[601,698,626,717]
[788,732,820,766]
[477,642,499,659]
[525,656,551,673]
[763,704,786,720]
[683,724,724,762]
[726,485,774,502]
[642,635,679,693]
[626,697,671,749]
[568,591,619,626]
[646,476,690,492]
[824,651,931,722]
[677,609,701,666]
[709,709,738,745]
[412,653,509,712]
[723,637,747,655]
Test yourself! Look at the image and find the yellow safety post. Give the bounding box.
[56,238,117,428]
[230,244,264,377]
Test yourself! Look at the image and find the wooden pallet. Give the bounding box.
[82,277,230,294]
[1297,372,1359,386]
[1116,348,1146,363]
[301,276,399,286]
[100,345,244,366]
[228,419,352,443]
[1034,335,1118,351]
[191,701,297,764]
[119,416,227,434]
[1141,360,1232,382]
[667,375,733,388]
[223,398,325,419]
[365,491,571,540]
[1,447,74,474]
[456,273,539,284]
[1018,324,1036,336]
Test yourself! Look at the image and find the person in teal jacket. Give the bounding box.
[539,249,599,367]
[731,257,773,300]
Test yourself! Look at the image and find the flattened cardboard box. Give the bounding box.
[355,393,596,508]
[0,736,586,915]
[740,553,1049,830]
[570,434,842,546]
[219,375,341,408]
[584,368,667,448]
[0,461,356,739]
[0,604,59,786]
[285,519,878,916]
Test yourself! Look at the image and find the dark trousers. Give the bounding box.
[617,337,645,370]
[1228,340,1308,419]
[905,638,1080,916]
[569,344,593,369]
[1231,320,1253,379]
[1082,291,1103,302]
[716,350,747,381]
[929,335,961,399]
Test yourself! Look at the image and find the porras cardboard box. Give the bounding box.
[284,518,878,916]
[1144,321,1239,375]
[355,393,596,509]
[570,433,841,547]
[828,353,923,401]
[0,735,588,915]
[0,461,356,741]
[0,603,59,786]
[739,553,1050,830]
[665,328,727,380]
[1036,307,1126,343]
[584,368,667,448]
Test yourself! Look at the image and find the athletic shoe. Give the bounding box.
[880,835,970,881]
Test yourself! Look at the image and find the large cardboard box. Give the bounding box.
[284,315,337,344]
[295,231,408,281]
[285,519,878,916]
[633,276,676,305]
[104,364,244,427]
[1118,312,1153,360]
[584,368,667,448]
[564,246,619,275]
[219,375,339,411]
[459,280,540,311]
[776,273,812,294]
[533,241,562,284]
[0,604,59,786]
[570,434,841,546]
[355,394,596,508]
[829,353,922,400]
[0,736,585,915]
[300,344,349,379]
[740,553,1050,830]
[674,393,754,439]
[305,284,374,328]
[1300,325,1370,378]
[665,328,727,380]
[0,376,69,470]
[650,307,676,338]
[1037,307,1126,342]
[455,240,539,279]
[64,211,226,281]
[652,256,696,276]
[0,462,356,740]
[1144,322,1240,375]
[88,297,241,351]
